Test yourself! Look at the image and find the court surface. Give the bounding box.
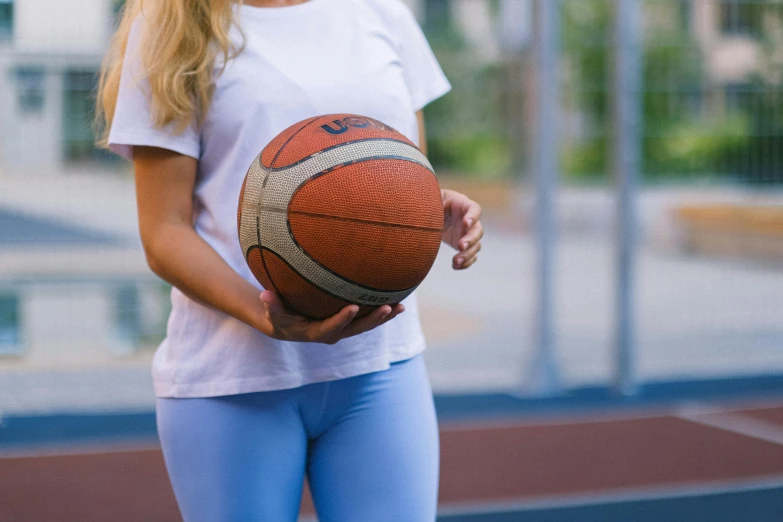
[2,390,783,521]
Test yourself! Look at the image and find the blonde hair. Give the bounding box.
[96,0,244,147]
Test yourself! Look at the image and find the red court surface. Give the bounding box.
[2,400,783,521]
[736,406,783,426]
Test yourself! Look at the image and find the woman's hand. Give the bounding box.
[441,189,483,270]
[259,290,405,344]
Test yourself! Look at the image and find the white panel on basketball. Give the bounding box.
[239,139,433,306]
[238,157,269,256]
[261,140,431,213]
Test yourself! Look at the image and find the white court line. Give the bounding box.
[440,397,783,433]
[674,397,783,416]
[298,474,783,521]
[676,406,783,447]
[678,398,783,413]
[0,438,160,459]
[435,475,783,517]
[439,408,685,432]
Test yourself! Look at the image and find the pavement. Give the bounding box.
[0,173,782,414]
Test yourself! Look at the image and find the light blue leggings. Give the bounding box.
[156,355,439,522]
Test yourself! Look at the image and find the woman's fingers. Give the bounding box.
[374,303,405,328]
[339,305,392,337]
[261,289,307,322]
[341,303,407,337]
[461,255,478,270]
[323,303,405,342]
[261,290,353,341]
[457,220,484,252]
[260,290,404,343]
[461,201,482,231]
[260,290,285,318]
[376,303,405,327]
[453,241,481,269]
[313,304,360,339]
[441,190,483,253]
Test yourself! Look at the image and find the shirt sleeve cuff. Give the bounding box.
[411,78,452,112]
[108,130,200,162]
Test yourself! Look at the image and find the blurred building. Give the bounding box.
[0,0,779,176]
[0,0,780,372]
[0,201,165,365]
[0,207,163,362]
[0,0,119,175]
[411,0,774,78]
[0,1,165,369]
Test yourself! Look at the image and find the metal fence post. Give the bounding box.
[612,0,642,396]
[525,0,561,395]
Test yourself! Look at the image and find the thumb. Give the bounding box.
[260,290,284,313]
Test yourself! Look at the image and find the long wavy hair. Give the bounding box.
[96,0,244,146]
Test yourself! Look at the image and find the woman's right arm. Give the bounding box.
[133,145,403,344]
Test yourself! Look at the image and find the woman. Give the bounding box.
[98,0,483,520]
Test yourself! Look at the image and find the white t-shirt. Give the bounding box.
[108,0,451,398]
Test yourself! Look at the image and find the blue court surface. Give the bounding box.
[436,480,783,521]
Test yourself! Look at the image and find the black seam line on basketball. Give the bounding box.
[267,115,323,171]
[256,214,418,296]
[283,154,438,220]
[269,138,434,173]
[283,209,419,295]
[250,245,302,317]
[283,213,420,295]
[309,155,431,177]
[259,246,419,303]
[242,216,260,261]
[249,215,286,305]
[287,210,444,233]
[247,220,290,309]
[260,245,354,316]
[252,216,308,313]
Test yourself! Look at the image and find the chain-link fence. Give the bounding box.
[0,1,782,415]
[422,0,783,185]
[419,0,783,390]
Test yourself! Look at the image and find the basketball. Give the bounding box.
[237,114,444,319]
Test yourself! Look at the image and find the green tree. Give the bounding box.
[423,16,513,178]
[562,0,750,182]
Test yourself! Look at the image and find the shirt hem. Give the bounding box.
[153,342,426,398]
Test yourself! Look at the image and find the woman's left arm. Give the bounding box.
[417,110,483,270]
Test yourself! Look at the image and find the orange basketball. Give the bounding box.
[237,114,443,319]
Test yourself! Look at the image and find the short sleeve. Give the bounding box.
[393,3,452,111]
[107,16,201,162]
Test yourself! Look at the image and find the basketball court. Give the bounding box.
[3,381,783,521]
[1,1,782,521]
